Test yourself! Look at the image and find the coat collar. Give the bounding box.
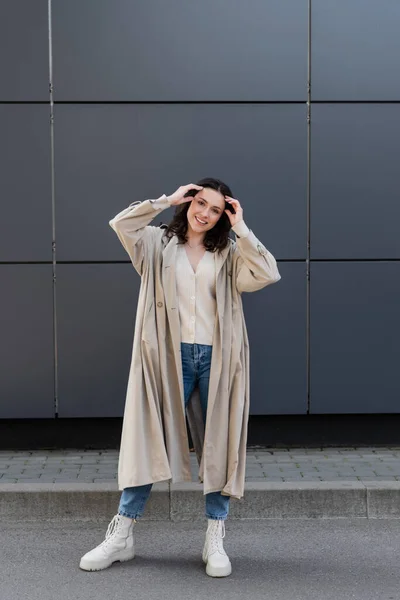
[162,234,232,275]
[160,233,231,355]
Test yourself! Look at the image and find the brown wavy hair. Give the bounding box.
[163,177,234,252]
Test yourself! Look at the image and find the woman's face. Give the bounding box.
[187,188,226,234]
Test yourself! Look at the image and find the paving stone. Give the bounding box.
[361,453,397,458]
[362,476,398,480]
[24,478,54,483]
[289,455,318,459]
[263,467,290,472]
[345,472,376,477]
[97,466,118,470]
[40,465,61,475]
[59,468,81,473]
[57,452,83,456]
[320,466,357,471]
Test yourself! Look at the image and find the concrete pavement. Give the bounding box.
[2,447,400,483]
[1,519,399,600]
[1,447,400,520]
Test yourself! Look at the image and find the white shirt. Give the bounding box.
[176,245,216,345]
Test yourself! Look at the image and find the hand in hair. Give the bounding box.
[224,197,244,227]
[167,184,203,207]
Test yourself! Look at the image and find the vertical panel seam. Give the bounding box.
[306,0,312,414]
[48,0,59,417]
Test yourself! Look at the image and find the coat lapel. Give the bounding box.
[215,241,232,280]
[214,242,232,358]
[203,242,232,421]
[161,236,184,399]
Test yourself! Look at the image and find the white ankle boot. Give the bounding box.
[79,514,135,571]
[202,519,232,577]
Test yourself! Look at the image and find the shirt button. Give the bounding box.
[191,296,195,300]
[191,316,195,321]
[157,301,163,307]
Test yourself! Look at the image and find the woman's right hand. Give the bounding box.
[167,184,203,206]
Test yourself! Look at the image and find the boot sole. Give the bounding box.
[79,551,135,572]
[205,561,232,578]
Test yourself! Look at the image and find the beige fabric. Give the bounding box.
[230,218,250,238]
[109,196,281,499]
[176,246,216,345]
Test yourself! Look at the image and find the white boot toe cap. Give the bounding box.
[205,552,232,577]
[79,549,113,572]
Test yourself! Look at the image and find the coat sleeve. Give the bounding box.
[232,224,281,293]
[109,195,171,274]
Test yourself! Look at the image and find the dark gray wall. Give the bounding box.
[1,1,399,418]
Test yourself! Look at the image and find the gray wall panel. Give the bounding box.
[1,2,398,421]
[311,104,400,260]
[52,0,308,101]
[310,262,400,414]
[57,264,140,417]
[244,262,307,415]
[0,0,49,101]
[312,0,400,101]
[0,105,52,262]
[55,103,306,262]
[0,266,54,418]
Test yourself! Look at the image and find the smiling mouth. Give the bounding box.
[195,216,208,226]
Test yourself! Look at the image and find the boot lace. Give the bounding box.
[207,520,227,556]
[100,515,122,548]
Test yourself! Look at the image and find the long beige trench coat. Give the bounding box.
[109,196,281,499]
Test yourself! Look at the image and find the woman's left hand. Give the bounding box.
[224,197,244,227]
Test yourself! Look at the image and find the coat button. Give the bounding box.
[157,301,163,308]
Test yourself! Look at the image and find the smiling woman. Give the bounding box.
[163,177,236,252]
[79,177,281,577]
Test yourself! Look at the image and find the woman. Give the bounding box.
[79,178,281,577]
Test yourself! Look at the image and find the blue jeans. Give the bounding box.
[118,342,230,521]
